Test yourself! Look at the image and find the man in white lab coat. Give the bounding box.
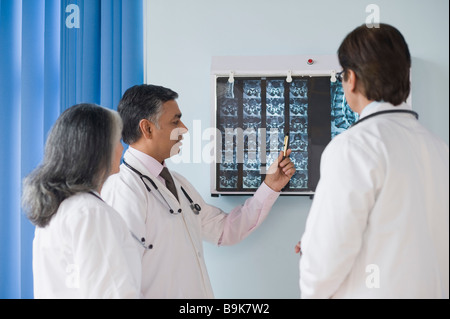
[299,24,449,298]
[102,84,295,298]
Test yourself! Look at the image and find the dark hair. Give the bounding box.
[22,104,122,228]
[118,84,179,144]
[338,23,411,106]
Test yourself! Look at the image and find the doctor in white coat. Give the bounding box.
[299,24,449,298]
[102,84,296,298]
[22,104,141,299]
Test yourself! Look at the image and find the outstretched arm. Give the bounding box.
[217,150,296,246]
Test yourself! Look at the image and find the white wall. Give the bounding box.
[144,0,449,298]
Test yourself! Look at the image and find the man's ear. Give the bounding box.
[139,119,153,139]
[346,69,358,93]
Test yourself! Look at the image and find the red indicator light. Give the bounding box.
[307,59,314,65]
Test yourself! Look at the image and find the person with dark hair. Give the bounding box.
[22,104,141,299]
[102,84,296,298]
[299,24,449,298]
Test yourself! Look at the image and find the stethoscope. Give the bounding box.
[122,159,202,216]
[351,109,419,128]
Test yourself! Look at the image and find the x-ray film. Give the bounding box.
[331,81,359,138]
[215,76,357,194]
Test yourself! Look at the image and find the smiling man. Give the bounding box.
[101,84,295,299]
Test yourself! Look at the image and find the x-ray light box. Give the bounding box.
[210,55,358,197]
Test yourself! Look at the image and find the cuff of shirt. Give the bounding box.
[254,181,280,206]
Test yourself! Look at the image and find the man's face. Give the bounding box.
[151,100,188,161]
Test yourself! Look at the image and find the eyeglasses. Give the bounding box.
[336,70,345,83]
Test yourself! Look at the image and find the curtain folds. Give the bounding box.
[61,0,143,110]
[0,0,143,299]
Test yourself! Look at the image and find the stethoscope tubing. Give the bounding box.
[351,109,419,128]
[122,159,201,216]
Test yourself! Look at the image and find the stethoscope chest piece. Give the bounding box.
[191,203,201,215]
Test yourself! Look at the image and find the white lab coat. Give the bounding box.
[102,149,279,299]
[300,102,449,299]
[33,192,142,299]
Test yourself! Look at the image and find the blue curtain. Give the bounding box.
[61,0,143,110]
[0,0,143,299]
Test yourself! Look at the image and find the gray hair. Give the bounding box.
[22,104,123,228]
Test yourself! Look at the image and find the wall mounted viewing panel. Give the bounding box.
[210,55,358,196]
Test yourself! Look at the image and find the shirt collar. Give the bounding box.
[127,146,166,178]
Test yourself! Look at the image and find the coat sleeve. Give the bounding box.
[65,204,142,299]
[299,137,384,299]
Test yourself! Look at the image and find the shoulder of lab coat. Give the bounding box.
[300,129,383,299]
[59,193,142,299]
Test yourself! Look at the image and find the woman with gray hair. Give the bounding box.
[22,104,141,299]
